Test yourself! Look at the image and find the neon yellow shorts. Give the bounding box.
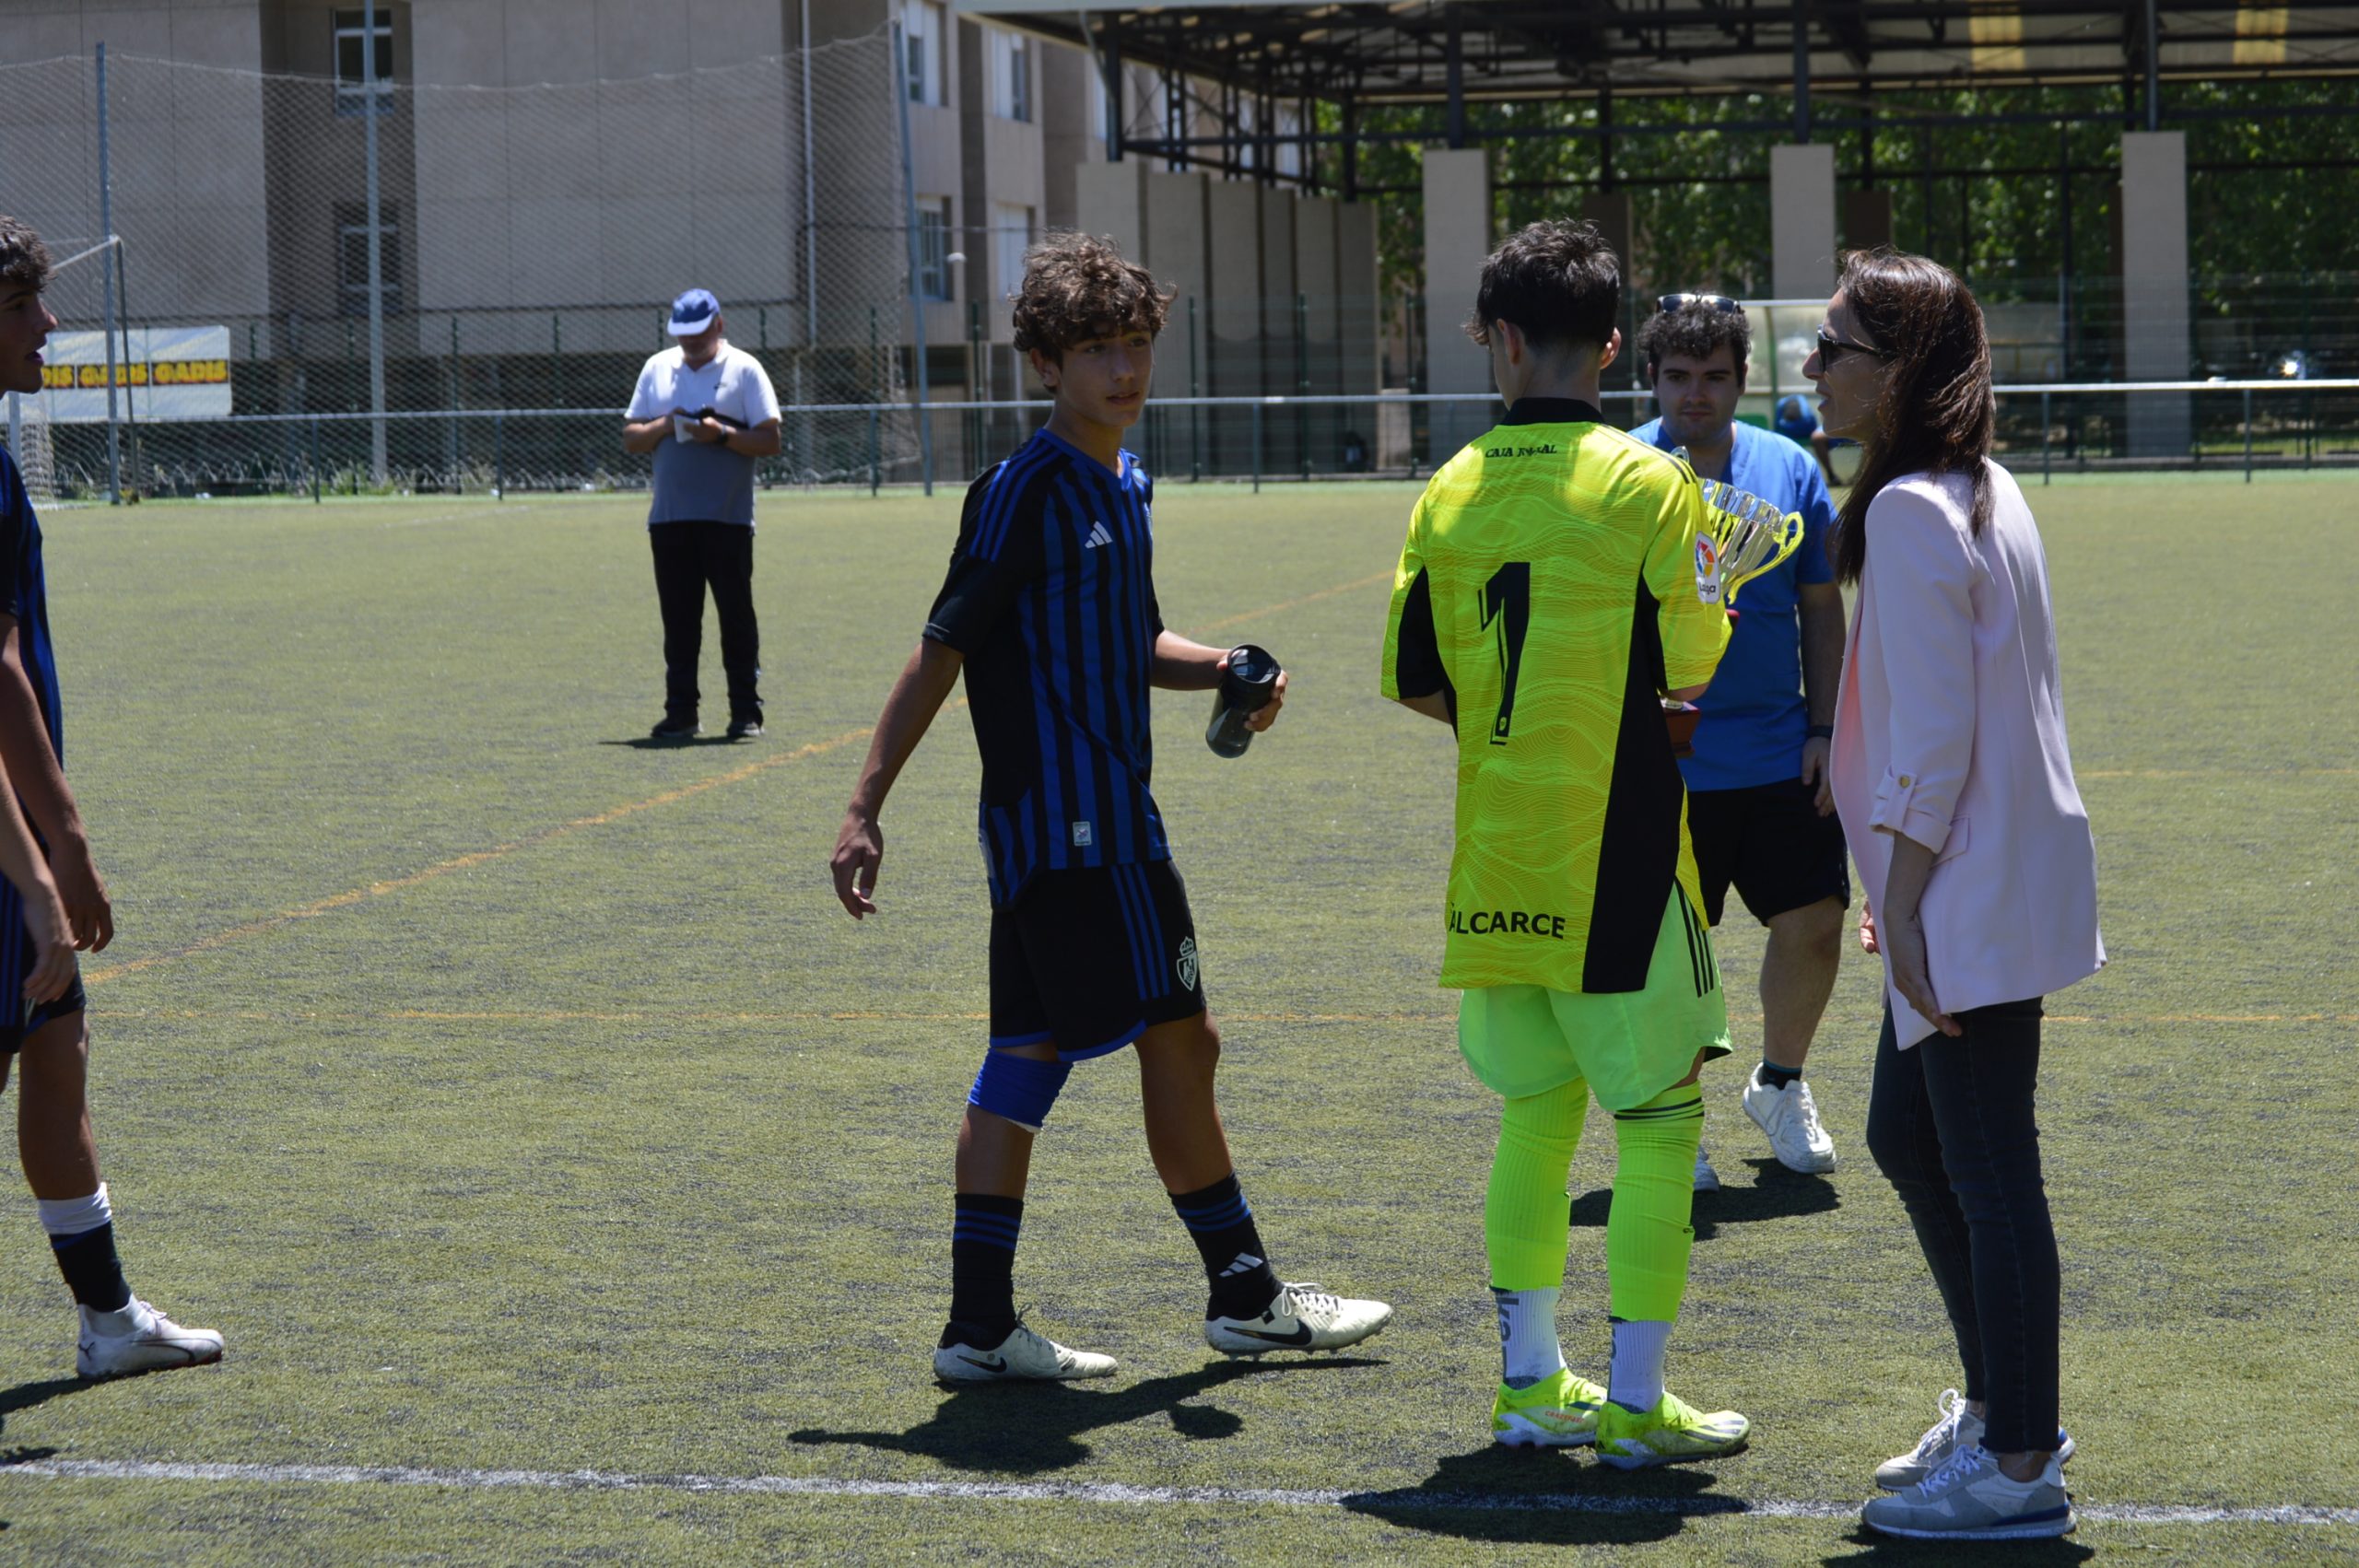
[1457,888,1731,1110]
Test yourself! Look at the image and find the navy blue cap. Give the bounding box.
[669,288,721,335]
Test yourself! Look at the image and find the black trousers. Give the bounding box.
[650,521,760,724]
[1863,999,2061,1454]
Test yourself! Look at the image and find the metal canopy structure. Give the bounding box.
[957,4,2359,157]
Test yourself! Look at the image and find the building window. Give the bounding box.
[1276,103,1302,179]
[336,203,403,315]
[992,203,1033,303]
[899,0,945,107]
[333,7,395,114]
[916,197,953,300]
[991,28,1031,123]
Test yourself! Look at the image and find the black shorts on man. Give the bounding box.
[989,861,1203,1059]
[1685,777,1850,927]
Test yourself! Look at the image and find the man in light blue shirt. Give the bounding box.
[1632,295,1847,1187]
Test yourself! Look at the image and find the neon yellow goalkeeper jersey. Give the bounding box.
[1381,397,1731,994]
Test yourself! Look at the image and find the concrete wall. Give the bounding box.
[2120,131,2190,456]
[1421,146,1493,459]
[0,3,273,329]
[1770,143,1837,300]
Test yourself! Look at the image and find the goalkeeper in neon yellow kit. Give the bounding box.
[1381,219,1749,1466]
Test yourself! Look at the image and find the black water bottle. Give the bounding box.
[1205,644,1281,758]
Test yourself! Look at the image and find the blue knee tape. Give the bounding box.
[968,1050,1073,1132]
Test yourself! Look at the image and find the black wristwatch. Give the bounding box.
[1805,724,1834,740]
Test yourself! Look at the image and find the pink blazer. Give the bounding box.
[1830,462,2105,1047]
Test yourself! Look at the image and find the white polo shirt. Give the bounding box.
[626,341,782,527]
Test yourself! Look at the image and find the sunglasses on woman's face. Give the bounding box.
[1658,293,1743,315]
[1815,326,1890,369]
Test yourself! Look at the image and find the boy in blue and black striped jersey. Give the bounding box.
[0,217,222,1380]
[830,233,1391,1383]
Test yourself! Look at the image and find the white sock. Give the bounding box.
[1492,1287,1566,1389]
[36,1183,110,1240]
[1608,1317,1672,1412]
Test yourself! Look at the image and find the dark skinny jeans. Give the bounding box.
[650,521,761,724]
[1863,998,2061,1454]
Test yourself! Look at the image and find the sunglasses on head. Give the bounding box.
[1814,326,1891,368]
[1657,293,1743,316]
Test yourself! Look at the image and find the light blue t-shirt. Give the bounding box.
[1630,417,1837,791]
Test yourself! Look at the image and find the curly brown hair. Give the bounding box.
[1637,298,1751,379]
[1464,219,1620,353]
[0,216,52,295]
[1011,231,1171,362]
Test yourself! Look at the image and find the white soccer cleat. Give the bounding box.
[1205,1281,1392,1356]
[1693,1144,1721,1192]
[1877,1387,2076,1491]
[77,1297,223,1380]
[1742,1066,1837,1174]
[933,1321,1116,1383]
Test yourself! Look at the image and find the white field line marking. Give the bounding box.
[0,1458,2353,1528]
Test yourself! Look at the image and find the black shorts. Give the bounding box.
[1686,778,1850,928]
[989,861,1205,1060]
[0,972,86,1056]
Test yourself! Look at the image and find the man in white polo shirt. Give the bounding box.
[623,288,783,742]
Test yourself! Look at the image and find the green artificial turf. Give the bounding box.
[0,472,2349,1563]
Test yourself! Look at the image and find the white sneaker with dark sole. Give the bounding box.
[933,1322,1116,1383]
[1862,1444,2076,1541]
[1876,1387,2077,1491]
[1204,1282,1391,1356]
[1741,1066,1837,1174]
[77,1298,223,1380]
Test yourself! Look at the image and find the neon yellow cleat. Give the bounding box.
[1593,1390,1750,1469]
[1492,1367,1609,1447]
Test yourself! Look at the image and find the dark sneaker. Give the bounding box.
[726,717,763,740]
[650,716,699,741]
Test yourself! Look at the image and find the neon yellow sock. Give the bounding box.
[1606,1082,1705,1322]
[1485,1077,1588,1292]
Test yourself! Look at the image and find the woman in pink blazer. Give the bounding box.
[1805,251,2103,1544]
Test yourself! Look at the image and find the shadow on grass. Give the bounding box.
[1572,1160,1838,1239]
[0,1377,90,1422]
[1821,1521,2095,1564]
[599,734,753,750]
[790,1356,1384,1473]
[1341,1446,1728,1546]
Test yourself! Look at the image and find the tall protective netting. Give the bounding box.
[0,31,925,500]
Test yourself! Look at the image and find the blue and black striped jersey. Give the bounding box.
[925,427,1167,907]
[0,447,63,764]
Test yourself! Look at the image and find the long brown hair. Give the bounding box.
[1830,250,1994,586]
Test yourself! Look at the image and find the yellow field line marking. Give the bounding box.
[84,726,878,986]
[87,568,1395,988]
[1191,568,1394,635]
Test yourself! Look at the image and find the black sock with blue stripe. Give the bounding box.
[1758,1059,1804,1091]
[945,1193,1022,1346]
[1170,1173,1281,1319]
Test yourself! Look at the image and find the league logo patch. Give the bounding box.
[1694,533,1723,605]
[1176,935,1199,991]
[1072,821,1094,848]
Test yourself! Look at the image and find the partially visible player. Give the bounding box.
[1631,298,1847,1188]
[1774,393,1843,490]
[1381,219,1746,1466]
[829,232,1391,1382]
[0,216,222,1379]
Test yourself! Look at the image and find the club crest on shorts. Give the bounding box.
[1176,935,1199,991]
[1694,534,1723,605]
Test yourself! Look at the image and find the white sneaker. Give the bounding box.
[1693,1144,1721,1192]
[1741,1066,1837,1173]
[1861,1442,2075,1541]
[1204,1281,1392,1356]
[933,1321,1116,1383]
[1877,1388,2077,1491]
[77,1297,223,1380]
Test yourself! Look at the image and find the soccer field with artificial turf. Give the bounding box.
[0,473,2351,1564]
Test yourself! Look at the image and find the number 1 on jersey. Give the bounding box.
[1480,562,1531,745]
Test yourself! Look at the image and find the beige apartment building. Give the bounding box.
[0,0,1379,462]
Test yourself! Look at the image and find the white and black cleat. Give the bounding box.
[77,1297,224,1380]
[1204,1281,1391,1357]
[932,1321,1116,1383]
